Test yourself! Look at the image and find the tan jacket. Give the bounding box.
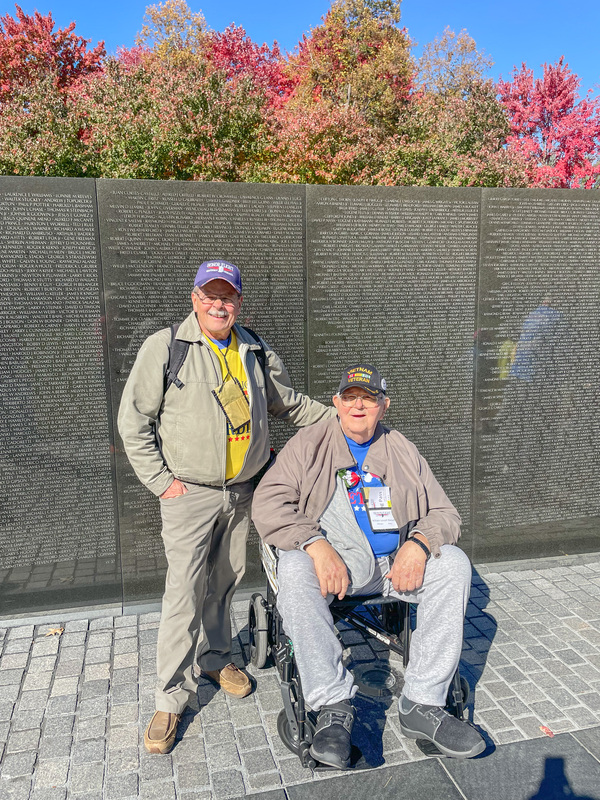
[252,416,461,558]
[117,311,334,496]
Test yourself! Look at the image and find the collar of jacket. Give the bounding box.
[329,417,389,483]
[174,311,262,351]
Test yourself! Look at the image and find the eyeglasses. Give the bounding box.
[340,392,382,408]
[196,291,239,309]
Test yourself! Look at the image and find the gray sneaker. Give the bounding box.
[399,696,485,759]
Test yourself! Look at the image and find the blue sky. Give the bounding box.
[2,0,599,94]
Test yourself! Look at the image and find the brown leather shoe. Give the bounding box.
[144,711,180,754]
[204,663,252,698]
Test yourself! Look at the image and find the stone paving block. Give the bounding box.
[0,653,29,670]
[246,771,282,791]
[108,724,139,750]
[0,775,32,800]
[483,680,515,700]
[111,683,138,705]
[60,632,87,648]
[79,680,109,702]
[4,640,32,655]
[71,737,105,764]
[0,702,15,722]
[257,692,284,713]
[110,703,138,726]
[0,749,37,778]
[579,693,600,712]
[139,780,177,800]
[85,647,112,665]
[37,736,72,760]
[513,682,547,704]
[211,769,246,800]
[31,640,59,657]
[0,669,24,686]
[22,671,52,691]
[10,708,45,731]
[205,741,241,770]
[54,661,83,679]
[45,695,77,716]
[475,708,513,731]
[6,728,40,753]
[555,649,586,666]
[528,700,564,722]
[175,761,210,790]
[68,762,104,793]
[514,716,546,738]
[114,638,140,657]
[139,752,175,781]
[75,715,106,740]
[228,701,268,732]
[237,725,268,751]
[78,697,108,719]
[242,748,277,774]
[31,787,67,800]
[107,746,139,774]
[34,757,69,787]
[28,655,57,673]
[105,772,139,798]
[50,677,79,697]
[61,621,87,634]
[203,721,235,746]
[113,652,138,669]
[561,674,592,694]
[83,663,111,681]
[115,615,137,628]
[496,696,531,718]
[277,755,312,785]
[8,626,34,640]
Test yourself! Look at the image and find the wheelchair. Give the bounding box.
[247,541,470,769]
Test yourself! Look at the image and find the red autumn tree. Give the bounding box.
[0,5,105,103]
[497,57,600,188]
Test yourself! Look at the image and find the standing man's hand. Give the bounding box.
[385,535,429,594]
[305,539,350,599]
[160,479,188,500]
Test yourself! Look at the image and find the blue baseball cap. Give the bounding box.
[194,260,242,294]
[338,364,387,396]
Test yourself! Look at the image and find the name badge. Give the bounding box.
[364,486,397,532]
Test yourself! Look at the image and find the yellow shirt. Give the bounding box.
[206,332,251,481]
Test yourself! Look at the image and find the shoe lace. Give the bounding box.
[422,706,450,725]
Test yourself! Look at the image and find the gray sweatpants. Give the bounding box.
[277,544,471,711]
[155,480,253,714]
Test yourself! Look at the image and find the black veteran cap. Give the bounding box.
[337,364,387,396]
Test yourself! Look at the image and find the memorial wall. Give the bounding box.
[0,177,598,616]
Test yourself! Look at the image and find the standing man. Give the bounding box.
[118,260,333,754]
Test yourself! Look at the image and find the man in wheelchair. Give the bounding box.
[252,364,485,769]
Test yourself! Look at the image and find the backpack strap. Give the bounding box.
[240,326,267,377]
[165,323,266,394]
[164,323,190,392]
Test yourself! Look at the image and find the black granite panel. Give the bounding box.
[445,733,600,800]
[97,180,307,602]
[474,189,600,562]
[306,185,480,555]
[0,176,119,615]
[286,760,464,800]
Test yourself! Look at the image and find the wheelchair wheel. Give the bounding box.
[248,593,269,668]
[277,708,317,768]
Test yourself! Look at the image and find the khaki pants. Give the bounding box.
[155,480,253,714]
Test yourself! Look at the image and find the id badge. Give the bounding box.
[212,377,250,430]
[365,485,397,532]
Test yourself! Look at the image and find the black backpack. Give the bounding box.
[164,324,266,393]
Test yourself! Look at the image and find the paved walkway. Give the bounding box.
[2,553,600,799]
